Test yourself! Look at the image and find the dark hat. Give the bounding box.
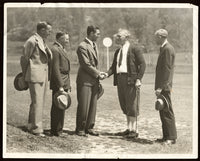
[155,94,169,111]
[14,72,29,91]
[97,83,104,99]
[54,91,71,110]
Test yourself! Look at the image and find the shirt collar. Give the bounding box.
[161,39,168,47]
[121,40,130,49]
[86,37,94,47]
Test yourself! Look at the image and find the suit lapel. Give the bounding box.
[34,34,47,55]
[55,42,69,61]
[84,39,98,61]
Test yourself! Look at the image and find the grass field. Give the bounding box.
[4,40,196,158]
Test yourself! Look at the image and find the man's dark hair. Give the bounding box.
[56,31,68,40]
[87,25,99,36]
[37,21,51,32]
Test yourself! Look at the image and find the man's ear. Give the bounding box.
[40,28,46,33]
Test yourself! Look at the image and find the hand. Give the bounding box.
[155,88,162,97]
[59,87,64,93]
[135,79,141,88]
[98,72,108,80]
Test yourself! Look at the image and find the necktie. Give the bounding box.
[93,42,97,56]
[118,49,123,67]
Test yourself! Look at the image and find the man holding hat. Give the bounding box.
[154,29,177,145]
[22,21,52,137]
[75,25,106,137]
[106,29,146,138]
[50,31,71,136]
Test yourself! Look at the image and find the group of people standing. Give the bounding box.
[20,21,177,145]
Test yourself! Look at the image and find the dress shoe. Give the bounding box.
[126,131,139,138]
[51,132,61,137]
[86,129,99,136]
[76,131,88,137]
[155,138,166,143]
[115,129,130,136]
[162,139,176,145]
[51,130,63,137]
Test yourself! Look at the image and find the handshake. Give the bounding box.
[98,72,108,80]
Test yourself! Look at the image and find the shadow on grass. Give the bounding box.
[17,125,29,132]
[106,136,154,145]
[121,137,154,144]
[7,122,29,133]
[100,131,154,144]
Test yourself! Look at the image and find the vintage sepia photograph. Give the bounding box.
[3,3,198,159]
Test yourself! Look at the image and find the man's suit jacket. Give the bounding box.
[50,42,71,91]
[76,39,100,86]
[22,33,52,83]
[155,42,175,91]
[107,44,146,86]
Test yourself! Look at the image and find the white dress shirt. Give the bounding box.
[161,39,168,47]
[116,41,130,73]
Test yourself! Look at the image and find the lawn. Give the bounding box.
[5,72,194,158]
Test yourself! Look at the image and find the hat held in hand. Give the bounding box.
[54,91,71,110]
[14,72,29,91]
[155,94,169,111]
[97,83,104,99]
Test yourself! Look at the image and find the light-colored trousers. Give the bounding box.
[27,72,48,134]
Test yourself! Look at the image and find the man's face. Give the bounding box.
[91,29,100,42]
[115,34,126,45]
[42,25,52,39]
[155,35,162,45]
[58,34,69,47]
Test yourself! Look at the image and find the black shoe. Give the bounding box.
[86,129,99,136]
[50,130,62,137]
[155,138,166,143]
[126,131,139,138]
[115,129,130,136]
[162,139,176,145]
[76,131,88,137]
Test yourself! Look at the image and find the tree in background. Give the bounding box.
[6,7,193,68]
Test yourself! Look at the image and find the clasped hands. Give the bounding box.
[98,72,108,80]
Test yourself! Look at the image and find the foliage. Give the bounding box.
[7,7,193,52]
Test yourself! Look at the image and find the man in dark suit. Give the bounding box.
[75,25,106,137]
[154,29,177,145]
[22,21,52,137]
[106,29,146,138]
[50,31,71,136]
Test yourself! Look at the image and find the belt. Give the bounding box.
[117,73,127,75]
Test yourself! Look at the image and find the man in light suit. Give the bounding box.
[22,21,52,137]
[75,25,106,137]
[154,29,177,145]
[50,31,71,136]
[105,29,146,138]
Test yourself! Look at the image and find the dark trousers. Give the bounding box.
[117,74,140,117]
[50,90,67,134]
[76,83,98,132]
[159,90,177,140]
